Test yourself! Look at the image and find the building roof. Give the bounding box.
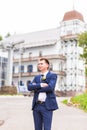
[62,10,84,22]
[0,28,59,48]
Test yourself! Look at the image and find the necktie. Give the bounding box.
[41,75,43,81]
[41,75,46,82]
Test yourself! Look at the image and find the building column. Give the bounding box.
[6,49,13,86]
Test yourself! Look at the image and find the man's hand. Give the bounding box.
[41,83,48,87]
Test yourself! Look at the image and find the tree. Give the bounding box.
[0,35,3,41]
[86,68,87,75]
[5,32,11,38]
[78,32,87,76]
[78,32,87,63]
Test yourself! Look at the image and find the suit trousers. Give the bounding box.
[33,102,53,130]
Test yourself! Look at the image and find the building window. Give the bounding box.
[67,30,72,35]
[1,72,5,79]
[19,65,24,73]
[2,62,6,69]
[26,80,31,87]
[50,63,53,71]
[27,65,33,72]
[2,80,5,86]
[13,66,15,73]
[29,52,32,58]
[39,51,42,57]
[18,80,23,86]
[3,58,8,63]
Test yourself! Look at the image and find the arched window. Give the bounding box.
[27,65,33,72]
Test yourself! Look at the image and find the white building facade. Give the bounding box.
[1,10,87,94]
[0,51,8,87]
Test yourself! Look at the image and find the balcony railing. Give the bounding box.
[60,34,77,41]
[13,54,66,63]
[13,70,66,78]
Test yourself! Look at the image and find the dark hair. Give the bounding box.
[39,58,49,65]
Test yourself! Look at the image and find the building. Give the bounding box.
[0,9,86,95]
[0,51,8,87]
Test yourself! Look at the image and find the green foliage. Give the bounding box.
[70,93,87,112]
[0,35,3,41]
[78,31,87,46]
[62,99,68,104]
[78,32,87,64]
[5,32,11,38]
[85,68,87,76]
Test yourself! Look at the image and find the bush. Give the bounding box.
[0,86,17,95]
[62,99,68,104]
[70,93,87,112]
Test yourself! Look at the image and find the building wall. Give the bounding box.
[13,43,66,91]
[12,22,86,92]
[60,19,87,36]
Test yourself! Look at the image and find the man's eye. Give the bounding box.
[38,64,42,65]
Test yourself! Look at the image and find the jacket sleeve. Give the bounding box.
[28,77,41,91]
[37,73,57,93]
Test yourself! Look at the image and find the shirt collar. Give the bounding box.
[41,71,49,76]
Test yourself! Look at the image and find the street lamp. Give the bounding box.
[18,46,25,92]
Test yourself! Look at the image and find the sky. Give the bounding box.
[0,0,87,37]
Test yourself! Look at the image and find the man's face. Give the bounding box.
[38,60,49,72]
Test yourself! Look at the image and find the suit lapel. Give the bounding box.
[46,71,51,83]
[46,71,51,78]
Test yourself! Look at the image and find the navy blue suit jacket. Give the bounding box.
[28,71,58,111]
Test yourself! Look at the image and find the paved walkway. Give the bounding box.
[0,96,87,130]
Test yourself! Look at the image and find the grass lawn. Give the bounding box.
[62,93,87,112]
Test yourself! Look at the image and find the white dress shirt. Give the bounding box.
[38,71,48,102]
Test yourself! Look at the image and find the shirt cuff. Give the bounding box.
[40,83,43,87]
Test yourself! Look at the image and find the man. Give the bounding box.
[28,58,58,130]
